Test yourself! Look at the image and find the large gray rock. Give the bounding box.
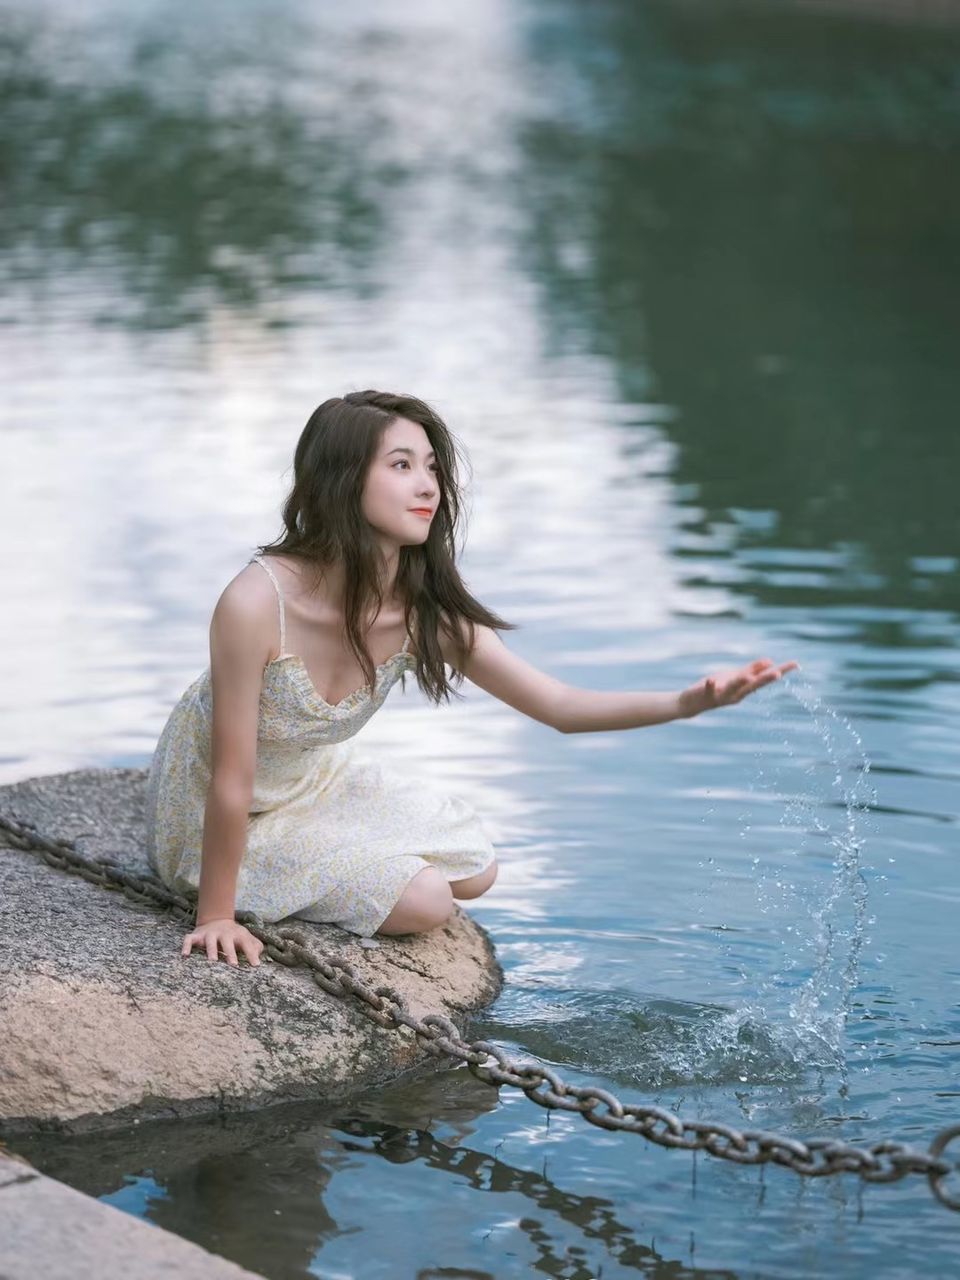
[0,768,503,1135]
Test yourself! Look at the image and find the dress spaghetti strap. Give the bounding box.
[250,553,286,657]
[250,552,414,659]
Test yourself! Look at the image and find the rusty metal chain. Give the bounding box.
[2,809,959,1210]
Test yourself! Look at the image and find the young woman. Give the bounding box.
[144,390,797,969]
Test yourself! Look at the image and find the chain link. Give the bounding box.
[2,810,958,1210]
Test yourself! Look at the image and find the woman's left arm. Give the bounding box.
[454,624,798,734]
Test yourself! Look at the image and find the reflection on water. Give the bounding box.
[2,0,960,1277]
[519,0,960,610]
[16,1074,739,1279]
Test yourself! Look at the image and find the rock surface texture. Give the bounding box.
[0,767,503,1135]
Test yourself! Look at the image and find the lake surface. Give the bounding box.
[2,1,959,1276]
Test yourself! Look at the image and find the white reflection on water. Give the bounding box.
[0,0,702,801]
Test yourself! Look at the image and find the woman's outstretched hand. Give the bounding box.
[181,917,264,967]
[678,657,799,719]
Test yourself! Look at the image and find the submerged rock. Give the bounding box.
[0,767,503,1136]
[0,1148,268,1279]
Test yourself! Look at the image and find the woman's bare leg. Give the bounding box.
[376,866,454,936]
[450,858,498,900]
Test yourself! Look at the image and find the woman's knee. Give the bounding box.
[450,857,498,900]
[376,866,454,936]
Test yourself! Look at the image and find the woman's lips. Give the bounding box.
[409,509,433,518]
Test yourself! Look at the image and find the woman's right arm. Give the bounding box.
[181,573,274,967]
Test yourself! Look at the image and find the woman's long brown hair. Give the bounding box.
[256,390,517,704]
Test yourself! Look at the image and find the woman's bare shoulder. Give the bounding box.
[221,557,278,606]
[210,560,283,652]
[251,551,325,604]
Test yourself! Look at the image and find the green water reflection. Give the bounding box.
[518,1,960,607]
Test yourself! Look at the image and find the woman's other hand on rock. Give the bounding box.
[181,917,264,967]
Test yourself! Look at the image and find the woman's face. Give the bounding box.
[361,416,440,547]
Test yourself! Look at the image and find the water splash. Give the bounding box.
[782,680,873,1043]
[703,674,877,1088]
[476,989,823,1090]
[485,676,879,1092]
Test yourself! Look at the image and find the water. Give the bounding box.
[3,1,960,1275]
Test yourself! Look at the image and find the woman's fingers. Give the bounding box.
[748,657,799,679]
[735,658,799,696]
[181,925,263,967]
[739,667,788,700]
[713,668,772,703]
[694,656,799,713]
